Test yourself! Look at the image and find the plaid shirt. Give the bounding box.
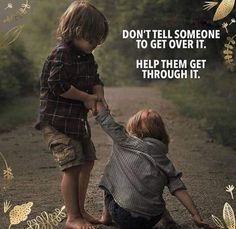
[35,41,104,138]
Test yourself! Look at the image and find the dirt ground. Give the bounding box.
[0,87,236,229]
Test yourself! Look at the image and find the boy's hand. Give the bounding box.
[93,85,108,109]
[92,101,107,116]
[97,101,106,113]
[97,96,109,109]
[174,190,214,229]
[84,94,98,112]
[192,215,212,228]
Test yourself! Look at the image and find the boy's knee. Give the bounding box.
[63,165,81,175]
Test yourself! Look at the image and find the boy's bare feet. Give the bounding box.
[81,211,101,225]
[161,221,181,229]
[66,217,95,229]
[99,210,113,225]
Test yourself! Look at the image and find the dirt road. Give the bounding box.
[0,87,236,229]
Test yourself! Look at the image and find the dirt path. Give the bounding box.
[0,87,236,229]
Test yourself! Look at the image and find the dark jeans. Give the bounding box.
[105,192,163,229]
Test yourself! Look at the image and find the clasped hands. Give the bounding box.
[84,94,108,116]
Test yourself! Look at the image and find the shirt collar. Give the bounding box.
[66,41,88,57]
[143,137,168,154]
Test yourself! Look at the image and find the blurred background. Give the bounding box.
[0,0,235,148]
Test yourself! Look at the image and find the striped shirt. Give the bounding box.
[35,41,103,138]
[96,109,187,216]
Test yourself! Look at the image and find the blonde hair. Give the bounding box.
[57,1,109,44]
[126,109,169,145]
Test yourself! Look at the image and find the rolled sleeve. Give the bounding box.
[96,109,128,143]
[168,173,187,195]
[153,153,187,195]
[48,50,72,96]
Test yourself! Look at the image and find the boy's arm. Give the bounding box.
[174,190,211,228]
[95,102,128,143]
[93,85,108,108]
[61,85,97,110]
[156,154,212,228]
[47,49,97,110]
[92,58,108,108]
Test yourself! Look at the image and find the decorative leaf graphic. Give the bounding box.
[0,152,14,190]
[213,0,236,21]
[223,202,235,229]
[1,0,30,24]
[26,205,66,228]
[222,22,229,33]
[229,18,236,25]
[8,202,33,229]
[223,35,236,71]
[4,25,24,46]
[5,3,13,10]
[203,1,219,11]
[225,44,234,49]
[4,167,14,180]
[224,50,233,54]
[212,215,225,228]
[224,55,233,59]
[226,185,235,200]
[4,201,12,213]
[225,59,234,63]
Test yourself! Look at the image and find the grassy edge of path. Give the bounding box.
[0,96,38,133]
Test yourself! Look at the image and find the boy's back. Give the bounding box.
[96,109,186,216]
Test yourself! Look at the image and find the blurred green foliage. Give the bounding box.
[162,68,236,149]
[0,96,38,132]
[0,39,35,101]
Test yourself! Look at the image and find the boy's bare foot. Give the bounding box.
[159,220,180,229]
[99,211,113,225]
[66,217,95,229]
[81,211,101,225]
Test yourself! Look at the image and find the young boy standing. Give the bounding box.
[35,1,109,229]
